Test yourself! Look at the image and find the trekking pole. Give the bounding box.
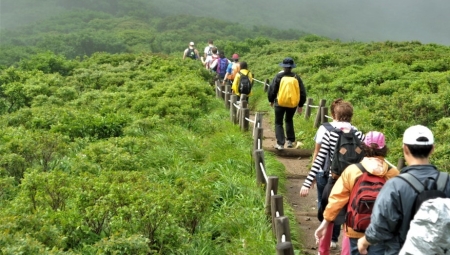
[384,158,396,168]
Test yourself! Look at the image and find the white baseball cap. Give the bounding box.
[189,42,195,46]
[403,125,434,145]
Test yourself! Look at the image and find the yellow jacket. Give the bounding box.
[232,69,253,96]
[323,157,400,238]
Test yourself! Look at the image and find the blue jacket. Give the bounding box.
[365,164,450,255]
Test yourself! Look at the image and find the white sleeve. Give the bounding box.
[314,126,327,144]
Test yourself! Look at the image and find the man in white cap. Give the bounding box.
[183,42,200,60]
[358,125,450,255]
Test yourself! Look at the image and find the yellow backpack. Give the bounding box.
[277,75,300,108]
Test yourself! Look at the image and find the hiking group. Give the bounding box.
[185,42,450,254]
[298,97,450,255]
[183,39,253,100]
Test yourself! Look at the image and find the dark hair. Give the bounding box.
[405,144,433,158]
[332,99,353,122]
[212,47,218,54]
[219,52,225,58]
[239,61,248,69]
[363,143,388,157]
[208,39,213,44]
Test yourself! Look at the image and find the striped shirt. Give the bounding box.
[303,128,365,188]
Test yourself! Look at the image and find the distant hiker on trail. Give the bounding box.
[183,42,200,60]
[223,53,240,85]
[299,99,364,253]
[202,47,219,70]
[231,61,253,102]
[203,39,215,60]
[268,57,306,150]
[210,52,230,82]
[314,131,399,255]
[358,125,450,255]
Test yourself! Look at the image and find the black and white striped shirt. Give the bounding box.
[303,128,365,188]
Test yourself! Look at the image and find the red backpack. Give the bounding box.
[346,163,389,232]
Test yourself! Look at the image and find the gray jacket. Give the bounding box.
[364,164,450,255]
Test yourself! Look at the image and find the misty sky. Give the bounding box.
[1,0,449,45]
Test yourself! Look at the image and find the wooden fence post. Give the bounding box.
[264,79,270,93]
[215,80,221,98]
[320,106,329,124]
[253,112,263,139]
[276,241,294,255]
[270,195,284,235]
[304,98,313,119]
[397,158,406,169]
[265,176,278,215]
[220,83,225,100]
[275,216,294,255]
[239,99,248,129]
[242,108,250,131]
[224,85,231,109]
[253,127,264,151]
[314,99,327,128]
[253,149,265,185]
[230,94,238,123]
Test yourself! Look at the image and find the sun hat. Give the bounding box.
[279,57,296,68]
[232,53,239,60]
[364,131,386,149]
[189,42,195,46]
[403,125,434,145]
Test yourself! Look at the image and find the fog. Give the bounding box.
[1,0,449,45]
[155,0,450,45]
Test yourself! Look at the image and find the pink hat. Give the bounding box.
[232,53,239,60]
[364,131,386,149]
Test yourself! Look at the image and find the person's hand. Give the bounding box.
[357,236,370,255]
[270,102,274,107]
[314,220,330,244]
[297,107,303,114]
[299,186,310,197]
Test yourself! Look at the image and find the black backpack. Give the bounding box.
[187,48,196,59]
[238,71,252,95]
[329,129,365,177]
[398,171,449,218]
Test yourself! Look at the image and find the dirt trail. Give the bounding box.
[260,117,342,255]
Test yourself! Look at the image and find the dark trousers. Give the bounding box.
[274,106,297,146]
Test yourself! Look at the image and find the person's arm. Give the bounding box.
[268,73,281,105]
[323,166,352,221]
[183,49,187,60]
[195,49,200,60]
[297,75,307,108]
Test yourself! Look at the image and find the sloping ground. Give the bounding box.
[260,116,342,255]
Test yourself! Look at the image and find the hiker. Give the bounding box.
[305,99,351,250]
[231,61,253,102]
[203,39,215,59]
[202,47,219,70]
[223,53,240,85]
[299,99,364,253]
[210,52,230,82]
[268,57,306,150]
[183,42,200,60]
[358,125,450,255]
[314,131,400,255]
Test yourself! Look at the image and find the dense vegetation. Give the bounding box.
[1,0,450,254]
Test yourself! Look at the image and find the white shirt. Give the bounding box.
[204,44,215,56]
[314,121,353,144]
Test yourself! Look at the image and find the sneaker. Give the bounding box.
[287,140,293,148]
[330,241,337,250]
[274,144,284,150]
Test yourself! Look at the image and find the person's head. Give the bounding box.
[331,99,353,122]
[239,61,248,70]
[402,125,434,159]
[208,39,213,45]
[212,47,218,54]
[189,41,195,48]
[232,53,239,62]
[279,57,296,72]
[219,52,225,58]
[363,131,388,157]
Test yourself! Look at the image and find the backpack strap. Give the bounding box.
[437,172,449,191]
[355,162,367,174]
[398,173,424,193]
[322,122,334,132]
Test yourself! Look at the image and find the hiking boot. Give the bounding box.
[274,144,284,150]
[330,241,337,250]
[287,140,293,148]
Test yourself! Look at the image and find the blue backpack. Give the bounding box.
[217,58,228,78]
